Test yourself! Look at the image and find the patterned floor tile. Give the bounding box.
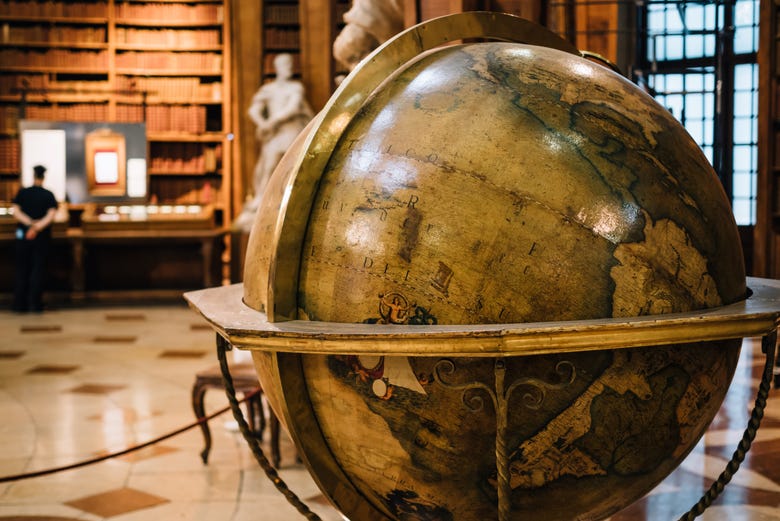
[64,487,168,518]
[157,350,207,359]
[0,306,776,520]
[104,313,146,321]
[190,323,212,331]
[26,365,79,375]
[19,326,62,334]
[0,516,78,521]
[92,336,136,343]
[67,384,126,395]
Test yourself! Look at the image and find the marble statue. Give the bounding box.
[333,0,404,71]
[234,53,313,232]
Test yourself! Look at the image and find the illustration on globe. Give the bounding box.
[185,12,780,521]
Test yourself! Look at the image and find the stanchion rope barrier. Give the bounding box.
[0,388,261,484]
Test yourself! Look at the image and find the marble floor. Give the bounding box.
[0,303,778,521]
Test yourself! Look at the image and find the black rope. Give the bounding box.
[0,388,260,484]
[677,330,778,521]
[216,334,322,521]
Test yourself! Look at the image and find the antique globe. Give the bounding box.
[239,12,747,521]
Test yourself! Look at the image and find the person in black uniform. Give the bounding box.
[12,164,58,312]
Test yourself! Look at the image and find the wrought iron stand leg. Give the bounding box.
[494,360,511,521]
[216,334,321,521]
[677,331,777,520]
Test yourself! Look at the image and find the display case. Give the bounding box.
[80,202,214,231]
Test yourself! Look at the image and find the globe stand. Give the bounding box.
[188,277,780,521]
[678,330,776,520]
[215,334,322,521]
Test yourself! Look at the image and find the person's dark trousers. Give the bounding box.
[13,236,50,312]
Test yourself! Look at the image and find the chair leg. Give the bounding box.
[270,412,280,468]
[192,381,212,465]
[255,394,266,435]
[244,394,256,433]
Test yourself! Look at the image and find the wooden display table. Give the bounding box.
[0,204,226,302]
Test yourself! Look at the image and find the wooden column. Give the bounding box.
[300,0,337,111]
[230,1,263,216]
[755,0,775,277]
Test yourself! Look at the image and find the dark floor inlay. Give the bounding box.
[27,364,79,374]
[93,336,137,343]
[190,323,212,331]
[65,487,169,518]
[20,325,62,333]
[158,350,207,359]
[105,313,146,321]
[68,383,126,395]
[0,516,78,521]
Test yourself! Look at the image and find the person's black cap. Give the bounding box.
[33,165,46,179]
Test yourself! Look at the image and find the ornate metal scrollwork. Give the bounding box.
[434,358,576,521]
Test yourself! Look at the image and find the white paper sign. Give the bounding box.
[94,151,119,184]
[126,158,147,198]
[20,129,67,201]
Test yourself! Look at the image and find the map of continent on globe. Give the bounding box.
[296,42,744,327]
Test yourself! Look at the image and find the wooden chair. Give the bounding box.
[191,362,281,467]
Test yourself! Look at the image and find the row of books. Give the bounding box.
[0,140,222,177]
[0,180,21,201]
[115,76,222,102]
[0,74,222,104]
[149,143,221,174]
[0,107,20,133]
[0,1,108,18]
[264,28,300,50]
[116,104,207,133]
[115,3,223,24]
[0,73,47,96]
[115,27,220,47]
[265,4,299,25]
[149,178,220,206]
[0,23,106,44]
[115,51,221,72]
[0,137,20,172]
[1,48,108,69]
[26,103,108,121]
[41,78,110,94]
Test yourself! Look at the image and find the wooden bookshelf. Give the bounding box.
[756,0,779,276]
[262,1,301,82]
[0,0,232,298]
[0,0,231,219]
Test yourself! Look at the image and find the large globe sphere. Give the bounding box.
[243,19,746,521]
